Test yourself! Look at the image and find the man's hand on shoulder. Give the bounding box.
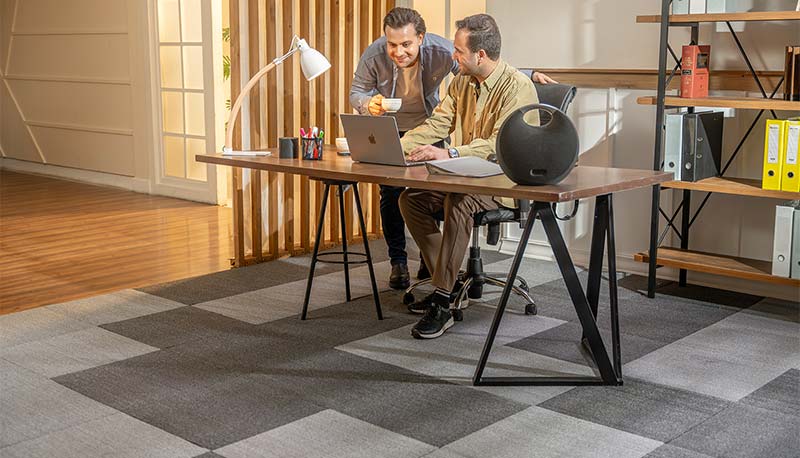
[532,72,558,85]
[368,94,386,116]
[408,145,449,162]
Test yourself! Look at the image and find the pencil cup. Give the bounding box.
[301,137,324,160]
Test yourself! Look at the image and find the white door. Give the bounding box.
[151,0,225,204]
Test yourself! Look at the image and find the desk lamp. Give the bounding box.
[223,36,331,155]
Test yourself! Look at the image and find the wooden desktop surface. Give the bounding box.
[197,150,672,203]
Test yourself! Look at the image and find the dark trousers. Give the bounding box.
[379,132,444,266]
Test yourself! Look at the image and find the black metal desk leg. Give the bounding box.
[337,185,352,302]
[353,185,383,320]
[539,204,617,384]
[647,184,661,298]
[301,183,331,320]
[606,194,622,377]
[586,196,609,324]
[473,205,538,385]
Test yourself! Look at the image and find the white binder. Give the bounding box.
[792,208,800,279]
[772,202,796,277]
[664,113,684,180]
[689,0,707,14]
[673,0,690,14]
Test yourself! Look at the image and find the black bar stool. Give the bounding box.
[300,179,383,320]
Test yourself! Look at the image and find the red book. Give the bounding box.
[681,45,710,98]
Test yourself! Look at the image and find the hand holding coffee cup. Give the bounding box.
[368,94,385,116]
[381,98,402,113]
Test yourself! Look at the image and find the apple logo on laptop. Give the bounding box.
[368,134,376,144]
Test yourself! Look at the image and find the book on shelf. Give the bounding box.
[681,45,710,98]
[784,46,800,102]
[424,156,503,178]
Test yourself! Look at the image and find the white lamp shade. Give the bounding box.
[297,39,331,81]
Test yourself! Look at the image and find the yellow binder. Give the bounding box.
[763,119,786,191]
[781,119,800,192]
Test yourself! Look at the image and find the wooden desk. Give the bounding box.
[197,151,672,386]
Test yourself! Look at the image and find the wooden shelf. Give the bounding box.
[637,95,800,111]
[637,11,800,24]
[634,248,800,286]
[662,177,800,199]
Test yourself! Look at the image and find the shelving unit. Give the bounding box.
[636,4,800,297]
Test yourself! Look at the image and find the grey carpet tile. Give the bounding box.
[0,307,91,349]
[668,404,800,458]
[0,359,117,448]
[538,378,732,443]
[100,306,259,349]
[215,409,437,458]
[644,445,715,458]
[507,320,665,367]
[193,454,226,458]
[44,290,185,326]
[439,406,662,458]
[739,369,800,417]
[0,412,207,458]
[0,326,157,378]
[744,297,800,324]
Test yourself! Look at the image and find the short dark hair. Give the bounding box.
[454,14,501,60]
[383,7,426,36]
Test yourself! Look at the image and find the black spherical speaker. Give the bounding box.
[496,104,579,185]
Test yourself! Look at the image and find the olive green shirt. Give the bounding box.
[400,59,539,207]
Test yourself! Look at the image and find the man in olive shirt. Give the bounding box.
[398,13,540,339]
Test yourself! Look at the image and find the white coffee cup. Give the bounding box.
[335,137,349,150]
[381,98,402,113]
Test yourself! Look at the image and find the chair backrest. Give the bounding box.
[533,82,577,113]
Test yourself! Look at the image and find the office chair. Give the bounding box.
[403,80,578,321]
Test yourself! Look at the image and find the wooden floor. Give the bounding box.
[0,170,233,315]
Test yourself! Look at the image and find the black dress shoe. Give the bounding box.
[389,263,410,290]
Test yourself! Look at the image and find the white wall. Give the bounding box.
[489,0,800,300]
[0,0,155,192]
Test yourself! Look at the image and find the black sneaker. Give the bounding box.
[389,263,410,290]
[407,287,468,315]
[411,305,454,339]
[417,260,431,280]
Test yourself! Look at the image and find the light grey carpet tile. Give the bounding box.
[100,306,257,349]
[0,412,206,458]
[44,289,185,325]
[420,450,469,458]
[739,369,800,417]
[480,256,567,290]
[625,310,800,401]
[508,320,665,367]
[338,306,586,405]
[439,406,662,458]
[643,445,715,458]
[216,409,436,458]
[194,261,394,325]
[669,404,800,458]
[137,259,313,305]
[0,326,157,378]
[54,350,324,450]
[0,359,117,447]
[0,307,90,349]
[538,379,731,443]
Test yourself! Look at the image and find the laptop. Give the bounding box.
[340,114,426,167]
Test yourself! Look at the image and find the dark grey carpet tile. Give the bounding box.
[194,453,226,458]
[538,379,731,443]
[261,349,528,448]
[137,259,312,305]
[670,404,800,458]
[618,275,763,309]
[740,369,800,417]
[101,306,258,349]
[644,445,715,458]
[515,274,744,345]
[508,321,665,367]
[55,350,323,450]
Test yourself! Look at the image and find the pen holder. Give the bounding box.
[301,137,324,160]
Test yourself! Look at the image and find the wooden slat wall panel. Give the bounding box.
[232,0,393,260]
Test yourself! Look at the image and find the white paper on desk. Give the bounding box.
[425,157,504,178]
[222,150,271,156]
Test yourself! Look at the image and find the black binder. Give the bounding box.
[681,111,724,182]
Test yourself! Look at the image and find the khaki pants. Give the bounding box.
[399,189,499,292]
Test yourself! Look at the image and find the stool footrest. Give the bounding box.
[315,251,370,265]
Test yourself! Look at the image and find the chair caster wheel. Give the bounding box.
[402,292,415,305]
[524,303,538,315]
[452,308,463,322]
